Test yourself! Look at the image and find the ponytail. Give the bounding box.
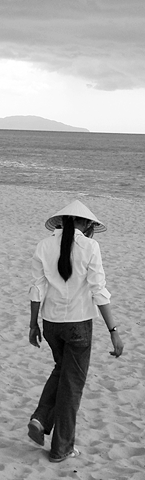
[58,216,74,281]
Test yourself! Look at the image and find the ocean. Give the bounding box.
[0,130,145,199]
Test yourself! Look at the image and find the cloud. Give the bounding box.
[0,0,145,90]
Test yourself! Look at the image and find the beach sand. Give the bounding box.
[0,184,145,480]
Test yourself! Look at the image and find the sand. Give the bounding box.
[0,184,145,480]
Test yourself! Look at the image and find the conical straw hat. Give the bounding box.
[45,200,106,233]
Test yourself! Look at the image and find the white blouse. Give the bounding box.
[29,229,111,322]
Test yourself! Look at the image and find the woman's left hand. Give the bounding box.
[29,325,42,348]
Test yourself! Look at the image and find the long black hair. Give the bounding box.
[58,216,74,282]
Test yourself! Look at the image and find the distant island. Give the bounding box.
[0,115,89,132]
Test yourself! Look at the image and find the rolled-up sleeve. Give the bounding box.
[87,241,111,305]
[29,246,48,303]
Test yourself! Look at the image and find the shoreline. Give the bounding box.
[1,182,145,202]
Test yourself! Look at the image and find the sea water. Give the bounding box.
[0,130,145,199]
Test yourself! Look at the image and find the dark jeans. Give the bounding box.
[31,319,92,458]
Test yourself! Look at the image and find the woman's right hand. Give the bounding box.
[110,330,124,358]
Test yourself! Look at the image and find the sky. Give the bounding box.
[0,0,145,133]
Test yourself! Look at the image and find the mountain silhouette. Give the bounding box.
[0,115,89,132]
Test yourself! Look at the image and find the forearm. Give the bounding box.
[98,304,123,357]
[30,301,40,328]
[98,303,116,332]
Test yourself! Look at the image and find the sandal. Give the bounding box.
[28,419,44,446]
[49,446,80,463]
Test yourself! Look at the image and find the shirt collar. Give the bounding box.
[52,229,62,236]
[75,228,84,236]
[53,228,84,237]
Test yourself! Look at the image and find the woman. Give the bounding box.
[28,199,123,462]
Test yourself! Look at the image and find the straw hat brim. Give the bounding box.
[45,215,106,233]
[45,200,106,233]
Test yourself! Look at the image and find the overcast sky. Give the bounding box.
[0,0,145,132]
